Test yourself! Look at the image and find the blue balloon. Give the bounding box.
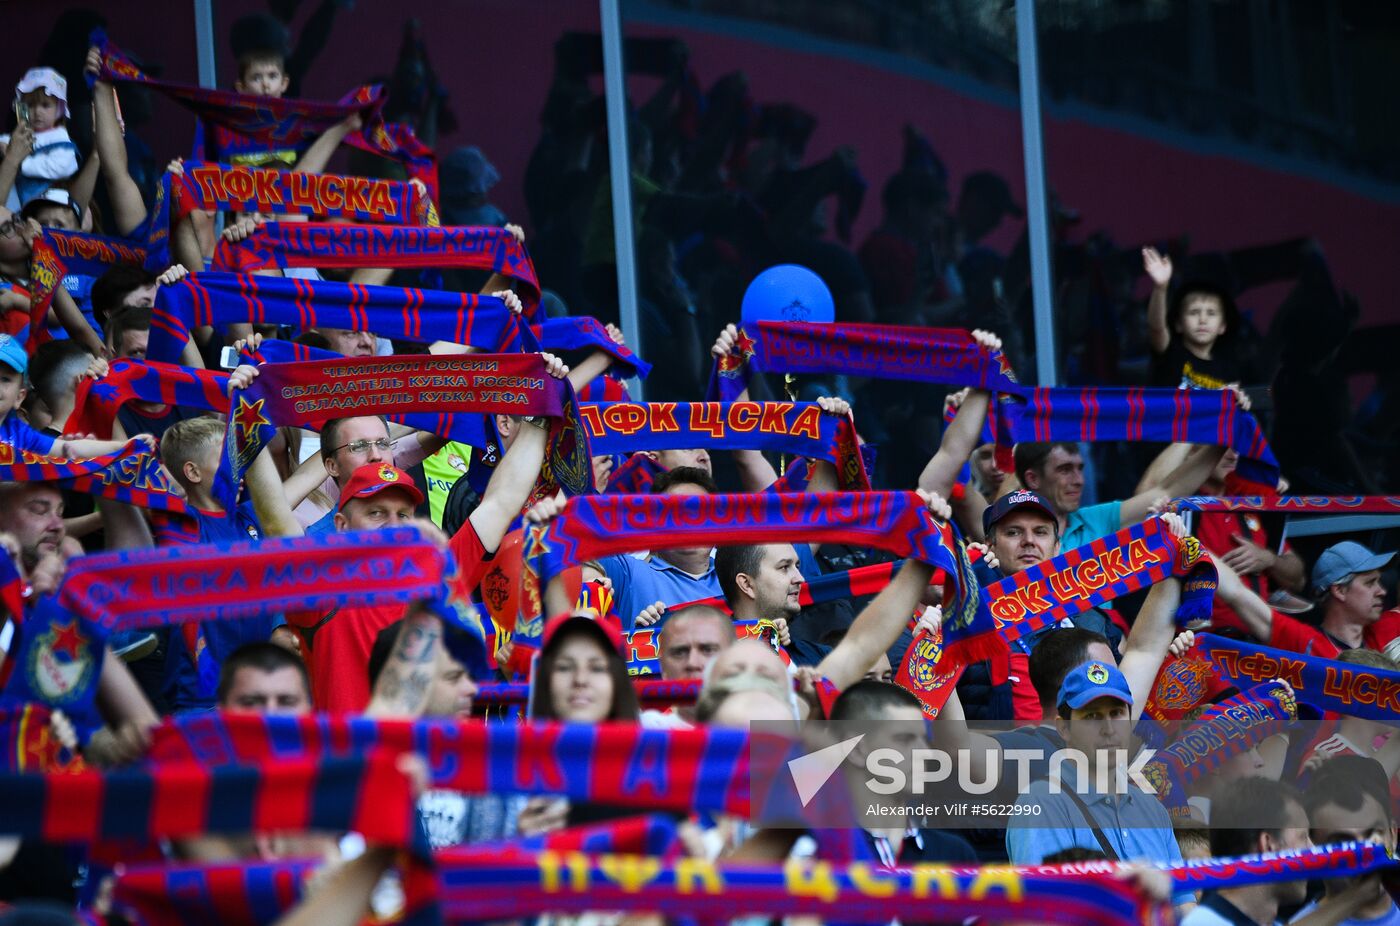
[740,264,835,325]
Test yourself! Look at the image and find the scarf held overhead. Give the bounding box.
[707,321,1025,469]
[217,352,590,510]
[173,160,433,226]
[984,516,1218,642]
[148,270,533,363]
[1196,633,1400,722]
[0,440,189,515]
[90,31,437,200]
[1018,387,1278,489]
[25,230,147,353]
[1170,495,1400,513]
[64,358,230,440]
[1138,681,1296,812]
[581,402,868,490]
[57,525,451,634]
[213,222,542,315]
[521,492,1000,679]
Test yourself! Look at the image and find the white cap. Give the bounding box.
[16,68,69,120]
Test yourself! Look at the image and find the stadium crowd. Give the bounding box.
[0,7,1396,926]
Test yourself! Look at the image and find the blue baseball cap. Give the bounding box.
[1058,660,1133,710]
[983,488,1058,535]
[1312,541,1395,594]
[0,333,26,375]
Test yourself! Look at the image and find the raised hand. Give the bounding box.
[1142,247,1172,288]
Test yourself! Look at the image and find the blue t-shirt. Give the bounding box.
[0,411,56,456]
[1061,500,1122,552]
[306,508,337,536]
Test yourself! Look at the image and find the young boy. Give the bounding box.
[1143,246,1244,389]
[0,333,143,459]
[154,414,294,711]
[0,68,80,211]
[219,14,297,169]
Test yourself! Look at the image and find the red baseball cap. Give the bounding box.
[337,463,425,511]
[541,611,625,658]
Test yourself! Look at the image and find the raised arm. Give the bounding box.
[1120,444,1226,527]
[918,330,1001,499]
[227,365,303,538]
[292,113,362,176]
[68,147,102,219]
[931,684,1005,786]
[1143,247,1172,355]
[478,224,527,295]
[1212,555,1275,642]
[85,47,148,236]
[365,603,443,718]
[466,353,568,554]
[1118,574,1183,726]
[815,491,948,690]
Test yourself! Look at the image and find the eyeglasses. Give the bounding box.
[329,437,392,455]
[0,215,21,239]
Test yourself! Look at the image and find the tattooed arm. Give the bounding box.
[364,604,443,719]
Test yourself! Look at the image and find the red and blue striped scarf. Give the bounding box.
[213,222,542,316]
[705,321,1025,469]
[57,525,448,633]
[0,440,190,515]
[215,352,591,510]
[149,270,534,363]
[90,31,436,202]
[25,230,149,353]
[519,491,999,676]
[64,358,230,439]
[172,160,434,227]
[984,516,1218,642]
[149,713,753,816]
[0,752,419,847]
[536,317,651,379]
[1171,494,1400,513]
[1195,633,1400,722]
[1016,386,1279,490]
[581,402,868,490]
[1138,681,1296,814]
[434,849,1162,926]
[107,838,1395,926]
[112,815,680,926]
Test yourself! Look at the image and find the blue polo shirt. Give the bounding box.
[1007,763,1192,907]
[1061,500,1122,552]
[597,544,824,631]
[596,553,721,631]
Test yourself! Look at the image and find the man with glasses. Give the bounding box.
[296,414,446,534]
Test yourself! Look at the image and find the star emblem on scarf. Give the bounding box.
[49,620,85,661]
[232,396,271,441]
[523,525,552,561]
[719,328,756,377]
